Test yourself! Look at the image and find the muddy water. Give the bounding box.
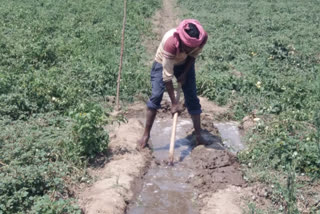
[127,118,198,214]
[127,118,244,214]
[214,122,245,154]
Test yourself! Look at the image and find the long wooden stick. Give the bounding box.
[169,83,181,164]
[116,0,127,111]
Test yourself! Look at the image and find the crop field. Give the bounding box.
[0,0,159,213]
[178,0,320,211]
[179,0,320,175]
[1,0,320,213]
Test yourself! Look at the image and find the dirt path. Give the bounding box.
[143,0,249,213]
[144,0,181,62]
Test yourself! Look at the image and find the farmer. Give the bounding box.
[137,19,208,149]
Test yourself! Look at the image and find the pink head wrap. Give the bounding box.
[174,19,206,49]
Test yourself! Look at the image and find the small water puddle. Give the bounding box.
[151,119,194,160]
[214,122,245,154]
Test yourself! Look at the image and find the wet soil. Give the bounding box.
[126,94,247,214]
[77,94,254,214]
[127,117,198,214]
[186,146,246,193]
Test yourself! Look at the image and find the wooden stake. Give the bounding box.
[116,0,127,111]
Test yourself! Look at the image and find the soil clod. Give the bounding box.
[186,146,246,193]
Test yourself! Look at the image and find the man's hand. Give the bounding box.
[171,102,184,115]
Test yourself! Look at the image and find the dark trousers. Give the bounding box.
[146,61,202,115]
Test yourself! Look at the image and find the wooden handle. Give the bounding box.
[168,83,182,164]
[169,112,178,163]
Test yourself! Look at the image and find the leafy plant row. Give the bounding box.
[179,0,320,211]
[0,0,160,213]
[179,0,320,176]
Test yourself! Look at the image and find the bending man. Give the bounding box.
[138,19,208,149]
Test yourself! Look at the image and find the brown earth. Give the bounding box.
[201,186,247,214]
[187,146,246,193]
[184,146,249,214]
[185,145,276,214]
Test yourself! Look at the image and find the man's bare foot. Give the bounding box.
[195,134,207,146]
[136,135,150,150]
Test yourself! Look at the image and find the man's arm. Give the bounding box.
[165,80,182,114]
[161,56,182,115]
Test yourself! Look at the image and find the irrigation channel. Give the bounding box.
[127,115,245,214]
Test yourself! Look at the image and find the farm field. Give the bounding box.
[1,0,320,213]
[0,0,159,213]
[178,0,320,212]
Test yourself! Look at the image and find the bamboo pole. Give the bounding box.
[116,0,127,111]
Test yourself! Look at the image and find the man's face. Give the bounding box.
[181,43,193,53]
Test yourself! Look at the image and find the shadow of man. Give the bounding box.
[179,129,224,162]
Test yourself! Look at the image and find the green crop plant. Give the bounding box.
[179,0,320,176]
[0,114,83,213]
[0,0,160,212]
[0,0,159,120]
[68,102,109,163]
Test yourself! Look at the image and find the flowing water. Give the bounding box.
[214,122,245,154]
[127,118,244,214]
